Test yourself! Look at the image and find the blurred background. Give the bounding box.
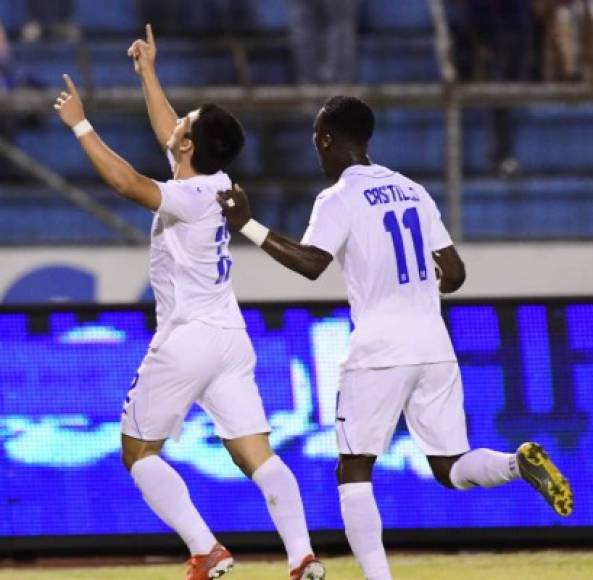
[0,0,592,570]
[0,0,593,249]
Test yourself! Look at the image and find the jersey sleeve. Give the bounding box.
[425,191,453,251]
[301,191,349,257]
[155,180,208,223]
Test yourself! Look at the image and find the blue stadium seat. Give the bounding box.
[464,177,593,239]
[462,106,593,174]
[74,0,140,33]
[0,1,27,32]
[462,110,490,174]
[89,40,237,86]
[514,106,593,173]
[362,0,433,31]
[358,36,439,83]
[231,128,262,176]
[12,43,82,88]
[0,191,114,243]
[248,47,293,84]
[263,124,319,176]
[231,0,290,32]
[371,110,444,174]
[14,114,167,178]
[3,174,593,244]
[13,40,237,88]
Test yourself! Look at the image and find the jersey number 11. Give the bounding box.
[383,208,427,285]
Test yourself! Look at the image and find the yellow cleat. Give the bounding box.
[516,442,574,517]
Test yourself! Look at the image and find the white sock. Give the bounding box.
[131,455,217,555]
[450,448,521,490]
[252,455,313,570]
[339,483,392,580]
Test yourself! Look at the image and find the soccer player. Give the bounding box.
[52,26,325,580]
[218,95,574,580]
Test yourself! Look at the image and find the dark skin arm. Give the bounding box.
[218,184,465,289]
[433,245,466,293]
[217,185,333,281]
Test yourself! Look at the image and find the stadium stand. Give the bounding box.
[0,0,592,244]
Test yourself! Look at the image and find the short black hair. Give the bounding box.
[189,103,245,174]
[320,96,375,145]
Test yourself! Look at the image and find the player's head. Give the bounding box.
[167,103,245,174]
[313,96,374,178]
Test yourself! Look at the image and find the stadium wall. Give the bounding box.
[0,243,592,304]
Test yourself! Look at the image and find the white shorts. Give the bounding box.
[336,362,470,457]
[121,320,271,442]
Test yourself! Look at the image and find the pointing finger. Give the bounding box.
[62,74,80,99]
[146,23,155,46]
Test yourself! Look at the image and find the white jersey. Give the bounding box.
[302,164,457,369]
[148,155,244,348]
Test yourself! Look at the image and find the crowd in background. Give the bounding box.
[1,1,593,85]
[449,0,593,83]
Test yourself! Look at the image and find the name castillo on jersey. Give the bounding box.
[363,183,420,206]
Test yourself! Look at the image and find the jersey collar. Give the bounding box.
[340,164,396,180]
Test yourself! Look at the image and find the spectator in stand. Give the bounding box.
[0,20,17,149]
[449,0,534,82]
[21,0,80,43]
[449,0,534,176]
[289,0,360,84]
[532,0,581,81]
[0,21,14,91]
[139,0,190,36]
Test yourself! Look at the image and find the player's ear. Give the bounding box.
[179,136,194,154]
[321,133,332,150]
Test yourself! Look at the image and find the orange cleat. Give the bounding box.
[185,543,234,579]
[290,554,326,580]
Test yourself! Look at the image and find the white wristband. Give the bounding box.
[72,119,94,138]
[240,219,269,247]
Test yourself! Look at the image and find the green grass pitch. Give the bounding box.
[1,551,593,580]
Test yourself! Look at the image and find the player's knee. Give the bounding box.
[121,436,164,472]
[121,447,162,472]
[427,455,461,489]
[336,455,375,484]
[121,447,138,472]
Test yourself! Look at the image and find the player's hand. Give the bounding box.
[128,23,157,76]
[53,74,86,129]
[217,184,252,230]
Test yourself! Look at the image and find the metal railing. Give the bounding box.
[3,81,593,243]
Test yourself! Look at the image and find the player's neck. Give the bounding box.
[330,153,372,181]
[174,158,200,180]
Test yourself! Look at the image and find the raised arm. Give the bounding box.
[128,24,178,150]
[54,74,161,210]
[218,185,333,280]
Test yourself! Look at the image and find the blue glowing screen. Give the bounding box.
[0,301,592,537]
